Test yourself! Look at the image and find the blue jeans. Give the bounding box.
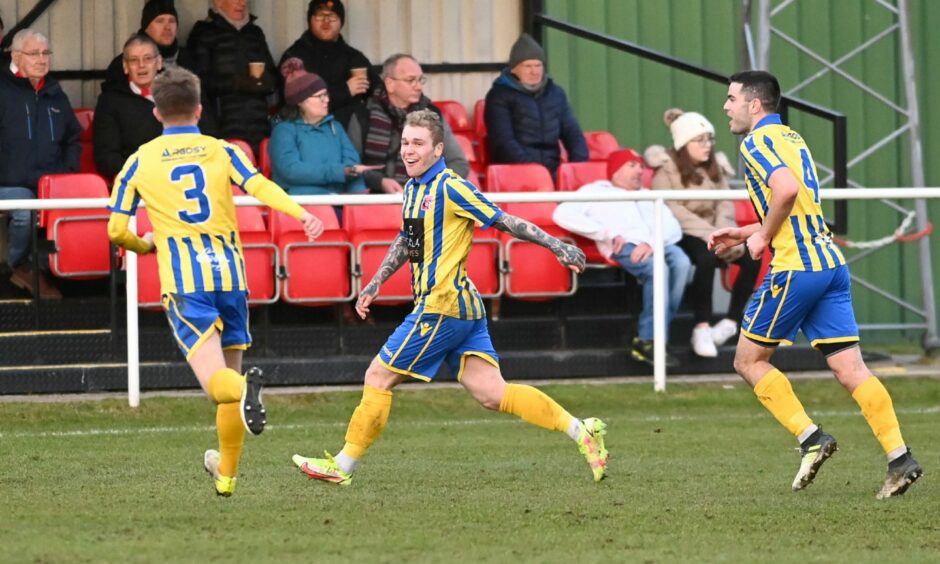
[0,187,35,267]
[611,243,691,341]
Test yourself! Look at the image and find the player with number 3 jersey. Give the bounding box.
[107,67,323,497]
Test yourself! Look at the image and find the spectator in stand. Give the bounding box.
[279,0,379,128]
[269,58,369,198]
[94,34,216,181]
[553,149,690,367]
[484,33,588,179]
[104,0,194,85]
[0,29,81,299]
[188,0,278,155]
[647,108,760,358]
[346,54,469,194]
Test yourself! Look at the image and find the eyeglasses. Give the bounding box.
[313,12,339,23]
[389,75,427,87]
[18,50,53,59]
[691,135,716,145]
[311,92,330,101]
[125,55,159,66]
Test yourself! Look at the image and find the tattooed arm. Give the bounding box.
[356,234,410,319]
[493,213,586,272]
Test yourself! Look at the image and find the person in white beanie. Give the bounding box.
[647,108,760,358]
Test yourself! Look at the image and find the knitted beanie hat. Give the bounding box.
[664,108,715,150]
[308,0,345,25]
[281,58,328,106]
[607,148,644,179]
[140,0,178,30]
[508,33,546,68]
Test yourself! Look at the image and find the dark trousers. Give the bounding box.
[678,234,761,324]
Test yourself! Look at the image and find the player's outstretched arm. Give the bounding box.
[493,213,586,273]
[356,234,410,319]
[107,213,154,254]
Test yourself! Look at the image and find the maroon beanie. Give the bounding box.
[281,58,328,106]
[607,148,645,179]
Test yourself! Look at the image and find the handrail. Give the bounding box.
[530,12,849,230]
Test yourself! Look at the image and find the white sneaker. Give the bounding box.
[711,319,738,346]
[691,326,718,357]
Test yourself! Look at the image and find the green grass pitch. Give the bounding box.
[2,377,937,563]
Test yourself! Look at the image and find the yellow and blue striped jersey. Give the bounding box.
[740,114,846,272]
[401,158,503,320]
[109,125,304,295]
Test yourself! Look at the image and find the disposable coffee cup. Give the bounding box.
[350,67,367,78]
[248,62,265,79]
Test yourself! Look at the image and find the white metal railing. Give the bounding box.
[2,187,939,403]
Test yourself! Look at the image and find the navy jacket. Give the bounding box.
[0,64,81,191]
[484,69,588,177]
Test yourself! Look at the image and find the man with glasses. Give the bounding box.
[346,53,469,194]
[94,34,215,181]
[0,29,80,300]
[279,0,379,128]
[104,0,195,86]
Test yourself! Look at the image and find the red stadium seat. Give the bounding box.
[131,207,278,307]
[556,162,607,191]
[473,99,488,166]
[269,205,354,305]
[721,199,771,291]
[485,163,554,192]
[259,137,272,178]
[467,229,503,298]
[237,206,279,305]
[226,138,257,166]
[344,204,412,303]
[38,173,111,279]
[499,202,576,299]
[433,100,473,135]
[584,131,621,162]
[73,108,98,175]
[454,133,485,178]
[132,209,162,308]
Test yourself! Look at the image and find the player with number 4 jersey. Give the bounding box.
[107,67,323,497]
[708,70,921,499]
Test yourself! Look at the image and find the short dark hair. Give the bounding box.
[729,70,781,113]
[122,33,159,58]
[404,109,443,146]
[153,66,200,121]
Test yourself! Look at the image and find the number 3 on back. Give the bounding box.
[172,164,211,224]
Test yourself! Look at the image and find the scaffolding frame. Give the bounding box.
[744,0,938,351]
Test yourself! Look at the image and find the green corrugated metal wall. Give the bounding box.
[544,0,939,345]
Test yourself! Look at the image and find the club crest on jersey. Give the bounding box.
[421,194,433,211]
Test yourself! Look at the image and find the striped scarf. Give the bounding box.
[362,90,434,184]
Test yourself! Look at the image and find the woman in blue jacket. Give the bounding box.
[270,58,369,197]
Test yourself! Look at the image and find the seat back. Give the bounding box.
[721,198,770,291]
[433,100,473,135]
[236,206,277,305]
[132,209,162,308]
[485,163,554,192]
[259,137,272,178]
[226,138,257,166]
[270,205,353,305]
[556,162,608,191]
[499,202,576,299]
[38,173,111,279]
[344,204,411,303]
[584,131,620,161]
[74,108,97,174]
[473,99,488,166]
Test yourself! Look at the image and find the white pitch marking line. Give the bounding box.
[2,406,938,440]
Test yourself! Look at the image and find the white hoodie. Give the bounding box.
[552,180,683,258]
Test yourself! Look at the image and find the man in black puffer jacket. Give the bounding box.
[94,34,216,181]
[0,29,80,299]
[187,0,277,155]
[484,33,588,180]
[279,0,379,128]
